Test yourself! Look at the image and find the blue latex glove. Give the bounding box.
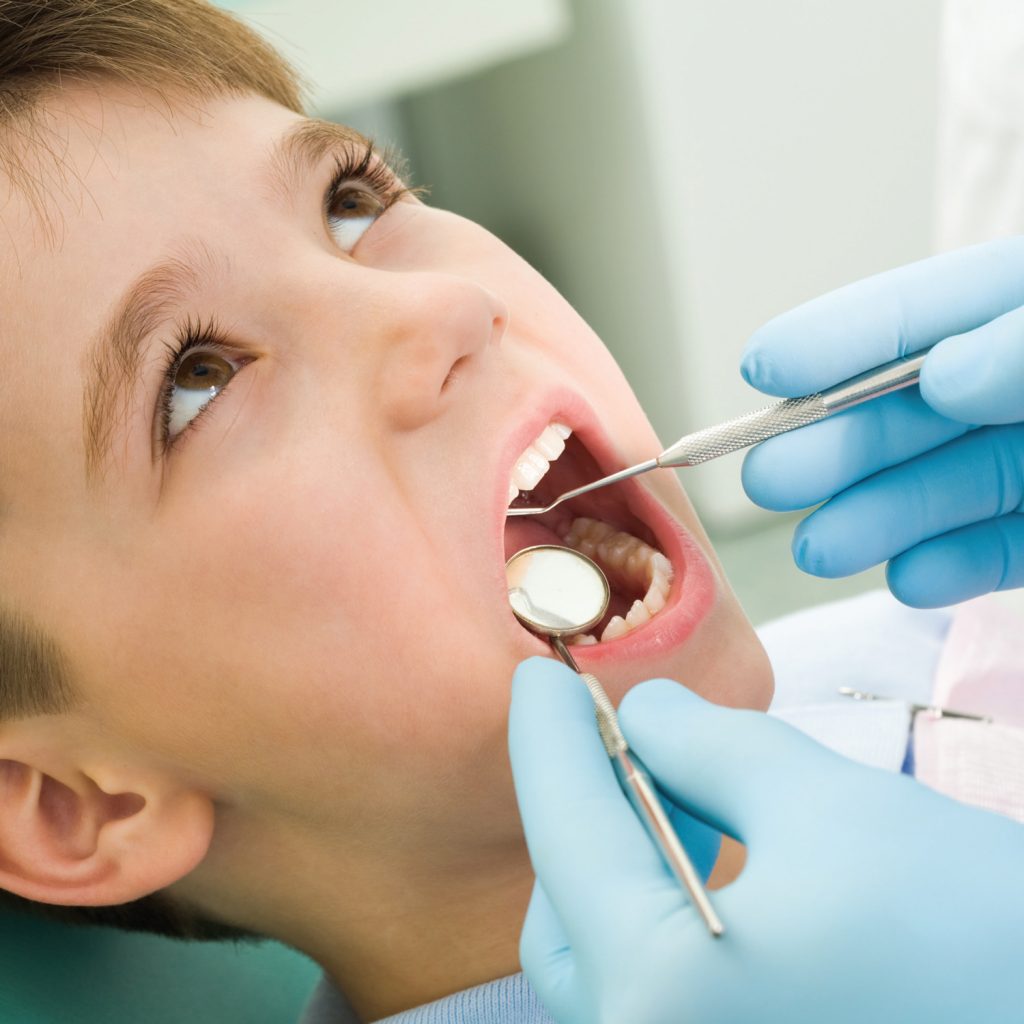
[740,235,1024,607]
[509,657,1024,1024]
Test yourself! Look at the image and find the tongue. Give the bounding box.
[503,518,567,562]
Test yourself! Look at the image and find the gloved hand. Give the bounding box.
[740,235,1024,607]
[509,657,1024,1024]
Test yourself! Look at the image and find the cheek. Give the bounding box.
[597,591,774,716]
[658,594,774,712]
[73,475,508,788]
[493,264,649,433]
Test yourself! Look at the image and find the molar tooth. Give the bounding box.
[650,568,672,596]
[570,516,594,538]
[649,581,671,613]
[563,528,587,550]
[600,615,629,642]
[567,633,598,646]
[534,425,566,461]
[650,552,673,578]
[551,422,572,439]
[643,586,666,615]
[577,517,608,540]
[626,544,655,578]
[601,536,635,567]
[625,599,651,629]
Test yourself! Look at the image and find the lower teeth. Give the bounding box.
[560,517,673,644]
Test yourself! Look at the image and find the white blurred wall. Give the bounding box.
[936,0,1024,249]
[216,0,570,113]
[406,0,942,530]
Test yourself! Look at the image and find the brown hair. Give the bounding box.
[0,0,305,942]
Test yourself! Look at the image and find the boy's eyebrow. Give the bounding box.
[83,242,210,483]
[82,118,366,483]
[267,118,369,201]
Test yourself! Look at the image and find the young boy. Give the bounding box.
[0,1,771,1019]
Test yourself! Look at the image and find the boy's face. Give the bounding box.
[0,87,770,834]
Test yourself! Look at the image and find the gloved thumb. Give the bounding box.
[921,304,1024,425]
[618,679,858,845]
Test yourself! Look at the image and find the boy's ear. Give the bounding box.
[0,721,215,907]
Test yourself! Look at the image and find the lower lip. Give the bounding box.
[565,469,717,666]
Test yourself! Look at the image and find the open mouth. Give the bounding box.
[504,420,676,646]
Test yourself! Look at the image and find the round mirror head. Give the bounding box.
[505,545,610,637]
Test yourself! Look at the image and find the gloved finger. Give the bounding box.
[922,304,1024,425]
[741,236,1024,397]
[617,678,856,846]
[791,424,1024,577]
[741,389,969,511]
[887,513,1024,608]
[509,658,694,958]
[519,880,582,1023]
[663,798,722,882]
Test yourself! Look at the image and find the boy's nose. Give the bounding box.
[372,271,507,430]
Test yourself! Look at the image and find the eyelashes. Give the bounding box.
[324,141,415,220]
[154,140,421,456]
[155,316,241,452]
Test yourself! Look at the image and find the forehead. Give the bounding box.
[3,85,303,289]
[0,87,303,505]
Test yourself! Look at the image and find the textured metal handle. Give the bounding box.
[578,671,627,755]
[656,350,927,469]
[657,394,829,467]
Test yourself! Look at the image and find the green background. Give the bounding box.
[0,907,320,1023]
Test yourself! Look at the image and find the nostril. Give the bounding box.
[441,355,471,392]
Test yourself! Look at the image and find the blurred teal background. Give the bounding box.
[0,906,321,1023]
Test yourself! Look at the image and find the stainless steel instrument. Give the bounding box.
[505,544,725,938]
[507,350,928,517]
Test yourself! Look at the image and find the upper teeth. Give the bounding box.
[508,422,571,504]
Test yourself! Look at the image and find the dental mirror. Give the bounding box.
[504,544,726,938]
[505,545,610,638]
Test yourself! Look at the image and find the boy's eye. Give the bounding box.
[327,182,387,252]
[164,349,239,441]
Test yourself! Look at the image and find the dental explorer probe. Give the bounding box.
[507,349,928,517]
[505,544,725,938]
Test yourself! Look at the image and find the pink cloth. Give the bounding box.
[914,596,1024,823]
